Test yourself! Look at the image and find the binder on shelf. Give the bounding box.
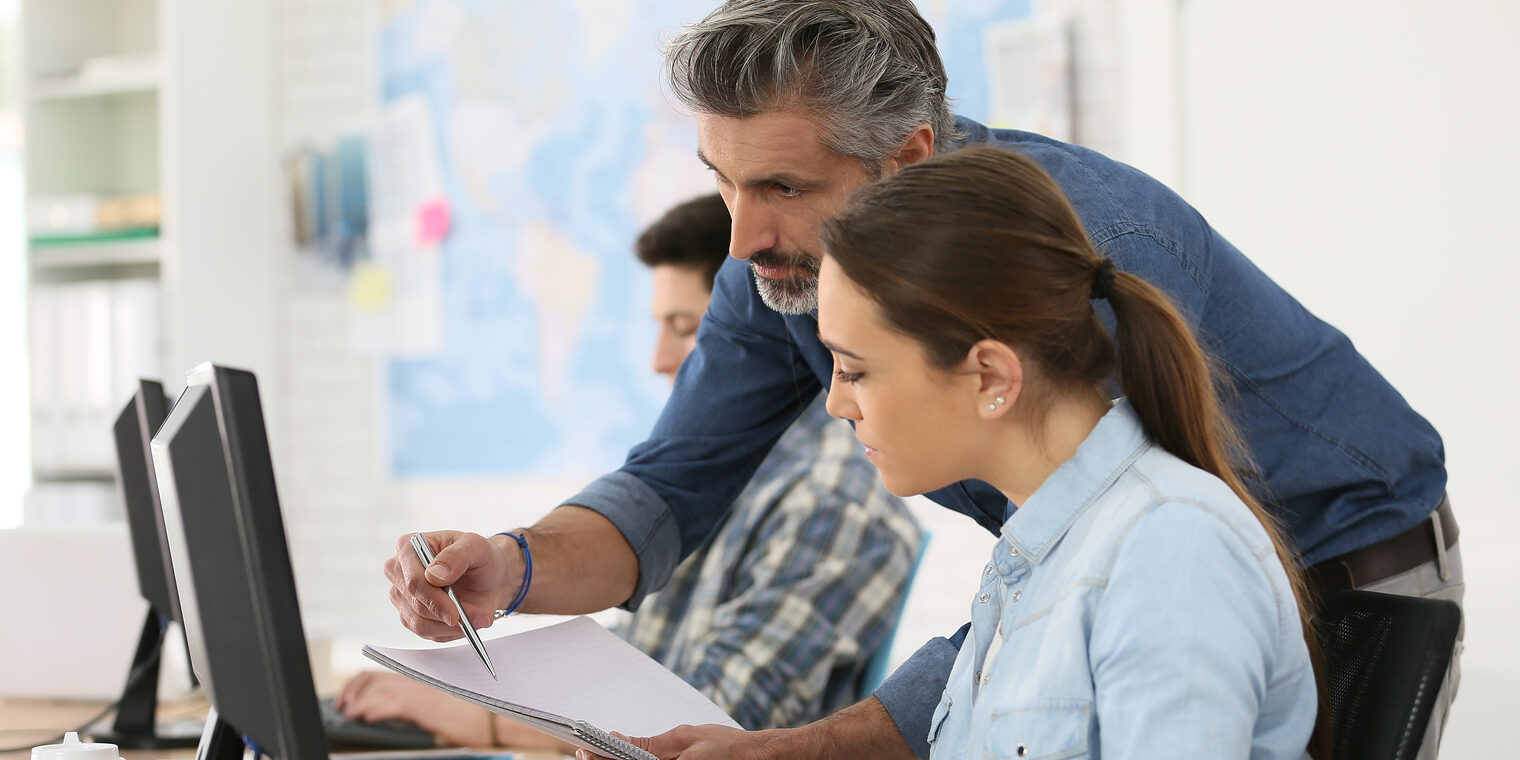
[29,279,162,477]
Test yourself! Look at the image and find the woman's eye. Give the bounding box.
[834,369,864,384]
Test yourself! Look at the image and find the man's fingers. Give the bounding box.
[389,534,463,626]
[390,586,463,638]
[425,533,487,585]
[385,530,505,638]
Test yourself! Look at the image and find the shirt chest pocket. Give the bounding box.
[983,699,1093,760]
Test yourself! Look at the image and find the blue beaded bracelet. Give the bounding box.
[492,531,532,619]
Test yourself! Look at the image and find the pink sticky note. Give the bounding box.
[415,198,451,247]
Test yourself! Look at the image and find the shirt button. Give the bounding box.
[1016,744,1028,756]
[1011,590,1021,603]
[978,592,991,603]
[1009,545,1020,557]
[984,565,995,577]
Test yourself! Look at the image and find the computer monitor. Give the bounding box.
[90,379,201,749]
[151,364,327,760]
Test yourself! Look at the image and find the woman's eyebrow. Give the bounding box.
[817,333,864,360]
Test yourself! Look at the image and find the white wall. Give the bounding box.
[1114,1,1518,753]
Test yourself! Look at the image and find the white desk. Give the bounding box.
[0,699,564,760]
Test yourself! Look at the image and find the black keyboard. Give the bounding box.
[319,697,438,750]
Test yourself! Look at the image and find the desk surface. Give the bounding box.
[0,700,138,760]
[0,700,564,760]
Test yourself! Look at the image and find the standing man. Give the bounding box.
[343,194,919,744]
[388,3,1459,759]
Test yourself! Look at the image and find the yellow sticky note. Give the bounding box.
[349,262,393,310]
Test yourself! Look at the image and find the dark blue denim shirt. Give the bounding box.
[562,117,1446,757]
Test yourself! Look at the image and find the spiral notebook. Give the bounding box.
[361,616,739,760]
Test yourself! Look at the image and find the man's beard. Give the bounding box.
[750,250,821,315]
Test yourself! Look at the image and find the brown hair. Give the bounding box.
[634,193,731,290]
[820,146,1328,756]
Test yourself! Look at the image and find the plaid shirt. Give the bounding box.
[620,393,921,730]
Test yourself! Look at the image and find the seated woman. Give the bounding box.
[804,146,1324,759]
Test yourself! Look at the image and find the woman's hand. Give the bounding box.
[575,724,787,760]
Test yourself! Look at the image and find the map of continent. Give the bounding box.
[378,0,1032,476]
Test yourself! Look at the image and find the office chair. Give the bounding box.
[1317,589,1461,760]
[856,530,932,700]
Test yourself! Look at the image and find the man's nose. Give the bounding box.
[728,193,778,261]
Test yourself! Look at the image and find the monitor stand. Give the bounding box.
[194,708,246,760]
[87,609,203,749]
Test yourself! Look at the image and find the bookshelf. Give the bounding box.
[20,0,276,519]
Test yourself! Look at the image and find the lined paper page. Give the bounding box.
[363,617,739,736]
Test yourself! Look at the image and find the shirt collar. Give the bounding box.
[1001,399,1151,563]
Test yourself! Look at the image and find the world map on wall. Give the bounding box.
[377,0,1032,477]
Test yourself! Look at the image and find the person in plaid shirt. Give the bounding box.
[338,194,921,747]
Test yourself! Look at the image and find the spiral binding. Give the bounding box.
[574,721,658,760]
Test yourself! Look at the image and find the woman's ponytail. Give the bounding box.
[1105,267,1331,758]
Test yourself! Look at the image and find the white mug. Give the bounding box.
[31,733,122,760]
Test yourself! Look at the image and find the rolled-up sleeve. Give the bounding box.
[561,257,821,607]
[874,625,967,760]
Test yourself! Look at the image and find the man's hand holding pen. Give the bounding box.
[386,530,522,640]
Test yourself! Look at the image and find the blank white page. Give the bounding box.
[363,616,739,736]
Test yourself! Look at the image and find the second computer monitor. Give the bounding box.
[95,379,202,749]
[152,364,326,760]
[114,379,179,621]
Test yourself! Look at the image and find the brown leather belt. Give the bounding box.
[1307,495,1457,600]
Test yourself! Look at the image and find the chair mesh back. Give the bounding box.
[1317,590,1460,760]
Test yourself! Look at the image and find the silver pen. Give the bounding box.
[410,532,497,679]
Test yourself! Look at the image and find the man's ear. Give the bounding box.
[883,123,935,176]
[956,339,1023,419]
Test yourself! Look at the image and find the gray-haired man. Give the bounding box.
[387,3,1460,759]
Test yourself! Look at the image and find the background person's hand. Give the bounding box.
[384,530,520,640]
[334,671,470,746]
[336,671,572,751]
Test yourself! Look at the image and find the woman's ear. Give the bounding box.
[959,339,1023,419]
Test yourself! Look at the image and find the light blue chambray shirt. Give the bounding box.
[927,401,1316,760]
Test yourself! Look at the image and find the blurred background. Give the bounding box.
[0,0,1514,753]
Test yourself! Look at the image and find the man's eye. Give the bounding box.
[774,183,802,198]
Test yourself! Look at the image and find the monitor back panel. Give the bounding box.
[114,379,178,618]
